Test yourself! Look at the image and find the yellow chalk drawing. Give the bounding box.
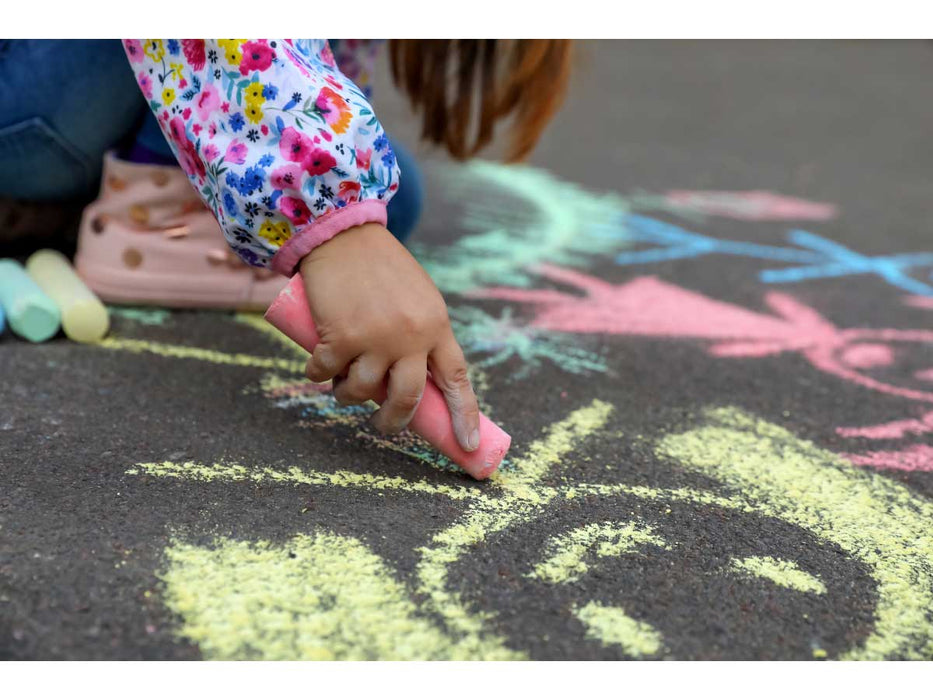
[730,556,826,595]
[531,522,669,584]
[161,532,490,660]
[131,391,933,659]
[97,337,305,374]
[128,460,481,502]
[234,312,307,357]
[658,407,933,660]
[574,602,664,658]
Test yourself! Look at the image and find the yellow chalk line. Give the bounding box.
[127,460,483,503]
[98,336,306,373]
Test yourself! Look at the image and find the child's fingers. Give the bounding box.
[429,334,481,452]
[305,343,351,383]
[333,355,389,406]
[371,355,426,435]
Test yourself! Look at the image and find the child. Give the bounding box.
[0,39,572,454]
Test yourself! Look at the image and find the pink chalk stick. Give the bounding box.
[264,274,511,480]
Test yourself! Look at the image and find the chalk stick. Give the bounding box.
[26,249,109,343]
[264,274,511,480]
[0,259,61,342]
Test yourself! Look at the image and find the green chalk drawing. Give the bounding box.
[730,556,827,595]
[413,161,663,293]
[449,305,608,379]
[108,306,172,326]
[530,522,670,584]
[574,602,665,658]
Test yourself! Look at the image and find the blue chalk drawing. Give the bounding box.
[608,215,933,297]
[758,230,933,297]
[615,215,825,266]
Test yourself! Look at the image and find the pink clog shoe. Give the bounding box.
[75,151,288,310]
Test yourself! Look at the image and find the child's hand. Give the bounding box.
[299,223,481,452]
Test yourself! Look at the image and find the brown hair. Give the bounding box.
[388,39,573,162]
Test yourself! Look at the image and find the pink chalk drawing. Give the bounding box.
[664,191,838,221]
[843,445,933,473]
[470,264,933,403]
[905,296,933,310]
[837,411,933,440]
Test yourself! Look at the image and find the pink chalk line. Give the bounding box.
[837,411,933,440]
[471,265,933,404]
[843,445,933,473]
[665,191,837,221]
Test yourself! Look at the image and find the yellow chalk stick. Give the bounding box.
[26,249,109,343]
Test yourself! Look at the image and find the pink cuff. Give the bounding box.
[270,200,388,276]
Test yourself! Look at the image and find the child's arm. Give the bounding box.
[124,39,480,452]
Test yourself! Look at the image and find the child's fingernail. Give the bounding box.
[467,428,480,451]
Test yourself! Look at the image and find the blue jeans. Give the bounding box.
[0,39,422,243]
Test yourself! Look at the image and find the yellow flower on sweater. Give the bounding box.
[244,82,266,106]
[218,39,246,66]
[258,221,292,247]
[162,88,176,106]
[169,63,185,83]
[245,102,264,124]
[143,40,165,62]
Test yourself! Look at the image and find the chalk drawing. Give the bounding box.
[658,407,933,660]
[161,532,491,660]
[448,305,608,379]
[601,216,933,297]
[129,401,933,659]
[842,445,933,473]
[472,266,933,404]
[837,412,933,440]
[108,306,172,326]
[97,336,306,373]
[729,556,826,595]
[412,162,639,294]
[663,191,837,221]
[574,602,665,658]
[758,230,933,297]
[529,522,669,584]
[417,163,839,295]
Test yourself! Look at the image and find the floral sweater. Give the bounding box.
[123,39,399,275]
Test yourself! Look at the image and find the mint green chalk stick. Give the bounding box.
[0,259,61,342]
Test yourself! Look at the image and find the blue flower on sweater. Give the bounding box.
[167,39,180,55]
[258,154,275,168]
[222,190,238,217]
[229,113,246,133]
[262,84,279,100]
[373,134,389,152]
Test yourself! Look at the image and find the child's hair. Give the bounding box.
[388,39,573,162]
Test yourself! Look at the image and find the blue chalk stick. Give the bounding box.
[0,259,61,342]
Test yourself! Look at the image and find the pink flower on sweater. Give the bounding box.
[125,40,144,64]
[182,40,206,70]
[168,117,205,179]
[137,72,153,99]
[195,83,220,122]
[280,127,314,164]
[270,164,304,191]
[240,41,275,75]
[303,148,336,176]
[279,196,311,226]
[202,144,220,161]
[224,140,248,165]
[356,147,372,170]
